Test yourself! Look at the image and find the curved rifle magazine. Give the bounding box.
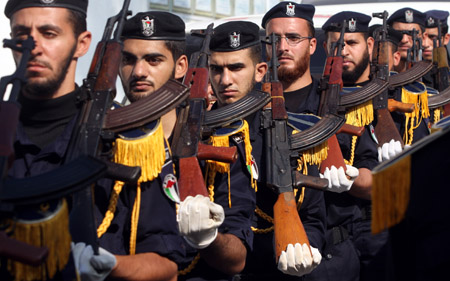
[203,90,271,128]
[339,78,389,108]
[428,86,450,109]
[290,113,345,151]
[104,79,190,133]
[389,61,433,88]
[0,156,106,205]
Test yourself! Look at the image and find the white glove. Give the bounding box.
[378,139,402,162]
[320,165,359,193]
[71,242,117,281]
[277,243,322,277]
[177,195,225,249]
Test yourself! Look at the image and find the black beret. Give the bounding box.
[5,0,88,18]
[261,2,315,29]
[425,10,449,28]
[322,11,371,33]
[122,11,185,41]
[369,24,403,46]
[210,21,260,52]
[387,8,426,27]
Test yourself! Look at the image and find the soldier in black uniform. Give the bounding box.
[91,11,190,281]
[207,18,326,280]
[388,8,431,144]
[176,20,262,281]
[2,1,117,280]
[423,10,450,62]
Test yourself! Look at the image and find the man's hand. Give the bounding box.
[320,165,359,193]
[378,139,402,162]
[71,242,116,281]
[277,243,322,277]
[177,195,225,249]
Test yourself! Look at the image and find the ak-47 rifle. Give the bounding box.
[427,19,450,115]
[171,24,238,201]
[262,33,330,261]
[65,0,142,254]
[318,20,362,173]
[0,36,49,267]
[371,11,405,148]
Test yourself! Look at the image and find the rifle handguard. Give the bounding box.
[0,231,48,266]
[388,61,433,88]
[292,170,329,190]
[104,79,190,132]
[336,123,365,136]
[197,143,237,163]
[388,99,415,113]
[203,90,271,128]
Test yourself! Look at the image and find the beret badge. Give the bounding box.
[229,32,240,49]
[405,10,414,23]
[141,16,154,37]
[286,2,295,16]
[40,0,55,4]
[349,18,357,32]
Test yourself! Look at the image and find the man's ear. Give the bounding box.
[309,37,317,55]
[74,31,92,59]
[444,33,450,46]
[393,50,401,67]
[367,36,375,61]
[254,61,268,83]
[174,54,188,79]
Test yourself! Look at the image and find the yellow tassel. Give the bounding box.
[114,120,166,183]
[97,181,125,238]
[401,85,430,145]
[8,199,71,281]
[108,121,166,255]
[129,184,141,255]
[205,120,254,208]
[372,155,411,234]
[345,100,374,127]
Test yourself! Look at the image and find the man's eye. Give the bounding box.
[286,36,301,43]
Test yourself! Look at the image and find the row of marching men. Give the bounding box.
[1,0,449,280]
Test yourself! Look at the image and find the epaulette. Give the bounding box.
[205,119,254,207]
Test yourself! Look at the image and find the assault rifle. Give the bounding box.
[64,0,141,254]
[0,36,49,266]
[371,11,405,148]
[171,24,238,201]
[262,33,330,261]
[318,20,363,173]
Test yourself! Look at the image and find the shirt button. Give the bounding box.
[326,254,332,259]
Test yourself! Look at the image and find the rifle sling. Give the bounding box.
[290,113,345,151]
[428,86,450,109]
[340,78,388,108]
[389,61,433,88]
[0,156,106,205]
[204,90,271,128]
[104,79,189,133]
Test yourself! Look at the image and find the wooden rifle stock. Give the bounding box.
[336,123,364,136]
[371,11,405,148]
[318,20,350,173]
[197,143,237,163]
[388,99,415,113]
[263,33,311,261]
[0,231,48,266]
